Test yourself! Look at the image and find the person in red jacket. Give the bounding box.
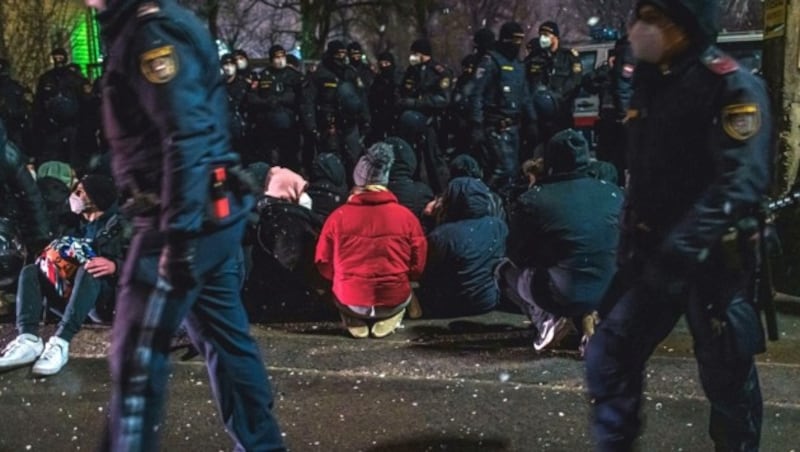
[315,142,427,338]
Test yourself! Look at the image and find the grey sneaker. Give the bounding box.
[0,334,44,370]
[533,317,572,352]
[32,336,69,376]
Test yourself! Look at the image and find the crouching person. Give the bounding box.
[498,129,623,352]
[0,175,125,375]
[315,142,427,338]
[418,177,508,317]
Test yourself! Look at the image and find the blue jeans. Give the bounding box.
[104,218,285,452]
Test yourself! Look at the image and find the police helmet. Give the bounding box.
[0,218,25,288]
[397,110,429,141]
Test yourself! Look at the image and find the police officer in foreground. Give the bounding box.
[89,0,285,450]
[526,21,583,141]
[584,1,771,451]
[470,21,536,192]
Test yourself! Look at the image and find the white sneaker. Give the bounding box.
[0,334,44,370]
[533,317,572,352]
[32,336,69,376]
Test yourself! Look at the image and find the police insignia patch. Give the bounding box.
[140,45,178,84]
[572,63,582,74]
[439,77,451,89]
[571,48,579,57]
[722,104,760,141]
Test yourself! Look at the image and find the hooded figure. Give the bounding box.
[385,136,434,218]
[500,129,623,348]
[419,177,508,317]
[307,152,348,218]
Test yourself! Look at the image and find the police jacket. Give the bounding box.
[246,66,303,129]
[611,37,635,115]
[368,68,402,128]
[526,47,582,113]
[33,66,90,129]
[625,46,772,269]
[0,74,29,137]
[508,144,623,312]
[99,0,247,238]
[398,60,453,117]
[470,50,535,126]
[0,121,50,250]
[302,57,370,133]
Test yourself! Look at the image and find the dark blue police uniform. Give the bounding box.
[585,2,771,451]
[97,1,284,450]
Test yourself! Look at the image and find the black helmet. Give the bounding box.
[532,88,559,121]
[397,110,429,142]
[0,218,25,288]
[337,81,364,116]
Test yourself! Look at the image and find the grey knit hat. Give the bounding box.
[353,142,395,186]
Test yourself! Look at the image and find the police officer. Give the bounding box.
[0,59,31,152]
[89,0,285,450]
[470,22,536,192]
[584,36,635,182]
[32,48,92,167]
[0,118,49,254]
[396,38,452,193]
[526,21,583,141]
[585,1,771,451]
[367,51,401,145]
[232,48,256,84]
[220,53,249,159]
[245,45,304,170]
[348,41,375,90]
[302,40,370,181]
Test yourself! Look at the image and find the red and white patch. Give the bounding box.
[622,64,635,78]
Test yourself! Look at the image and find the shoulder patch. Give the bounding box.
[722,104,761,141]
[572,62,583,74]
[571,48,579,57]
[439,77,451,89]
[434,64,446,74]
[140,45,178,84]
[137,2,160,18]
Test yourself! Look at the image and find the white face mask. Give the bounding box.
[236,58,248,70]
[69,193,86,214]
[222,64,236,77]
[273,57,287,69]
[629,20,666,64]
[539,35,553,50]
[408,54,422,66]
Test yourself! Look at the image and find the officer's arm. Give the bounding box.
[521,73,537,124]
[468,57,493,126]
[663,74,772,265]
[562,51,583,98]
[132,20,222,236]
[301,75,318,133]
[416,67,452,111]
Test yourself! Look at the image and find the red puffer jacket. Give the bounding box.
[315,189,427,308]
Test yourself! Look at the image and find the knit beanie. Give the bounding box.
[353,142,395,187]
[37,161,74,188]
[80,174,118,211]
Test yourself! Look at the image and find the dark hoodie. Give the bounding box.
[306,152,348,218]
[419,177,508,317]
[385,137,434,218]
[508,129,623,314]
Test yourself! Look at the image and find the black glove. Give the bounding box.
[158,239,197,291]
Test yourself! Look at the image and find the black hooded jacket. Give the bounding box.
[385,137,434,218]
[307,152,348,218]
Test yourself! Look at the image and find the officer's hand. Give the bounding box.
[158,240,197,292]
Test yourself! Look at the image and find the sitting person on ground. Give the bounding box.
[306,152,348,219]
[498,129,623,352]
[425,154,505,222]
[315,142,427,338]
[0,175,126,376]
[418,177,508,317]
[385,136,434,219]
[246,165,327,320]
